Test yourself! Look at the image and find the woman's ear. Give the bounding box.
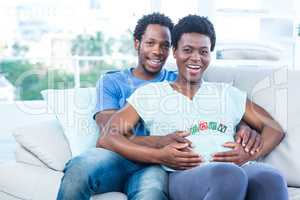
[134,39,140,50]
[173,47,177,59]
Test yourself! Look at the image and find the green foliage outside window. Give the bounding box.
[71,32,106,56]
[0,30,136,100]
[0,61,74,100]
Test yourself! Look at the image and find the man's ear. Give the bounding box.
[134,39,140,50]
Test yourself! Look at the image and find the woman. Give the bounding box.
[100,15,288,200]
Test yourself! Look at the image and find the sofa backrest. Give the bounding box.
[205,65,289,129]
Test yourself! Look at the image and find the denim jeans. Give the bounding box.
[56,148,168,200]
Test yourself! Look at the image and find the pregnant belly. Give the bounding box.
[187,134,234,162]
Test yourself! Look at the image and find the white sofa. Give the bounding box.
[1,65,300,200]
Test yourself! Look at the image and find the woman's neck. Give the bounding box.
[171,78,203,100]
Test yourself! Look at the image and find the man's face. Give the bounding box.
[173,32,211,84]
[135,24,171,75]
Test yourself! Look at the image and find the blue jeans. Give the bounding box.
[56,148,168,200]
[169,162,288,200]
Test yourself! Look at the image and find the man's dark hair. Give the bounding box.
[133,13,174,42]
[172,15,216,51]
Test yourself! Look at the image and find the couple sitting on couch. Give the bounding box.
[56,13,288,200]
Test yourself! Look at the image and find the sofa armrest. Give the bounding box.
[13,119,72,171]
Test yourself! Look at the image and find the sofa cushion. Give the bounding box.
[0,162,298,200]
[41,88,99,157]
[0,162,127,200]
[288,188,300,200]
[0,162,63,200]
[15,144,47,168]
[0,191,128,200]
[13,119,71,171]
[92,192,127,200]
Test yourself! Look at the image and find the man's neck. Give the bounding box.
[132,66,161,81]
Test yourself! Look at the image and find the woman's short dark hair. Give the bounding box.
[133,13,174,42]
[172,15,216,51]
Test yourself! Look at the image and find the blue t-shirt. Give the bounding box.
[94,67,177,136]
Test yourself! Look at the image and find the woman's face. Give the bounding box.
[173,32,211,84]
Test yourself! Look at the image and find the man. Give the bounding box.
[57,13,261,200]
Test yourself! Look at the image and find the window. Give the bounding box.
[1,0,299,102]
[0,0,153,101]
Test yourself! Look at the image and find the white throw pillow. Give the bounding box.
[41,87,99,157]
[261,70,300,187]
[15,143,48,168]
[13,119,71,171]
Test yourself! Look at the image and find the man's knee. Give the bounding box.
[129,188,168,200]
[139,166,168,188]
[58,148,129,199]
[125,166,168,200]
